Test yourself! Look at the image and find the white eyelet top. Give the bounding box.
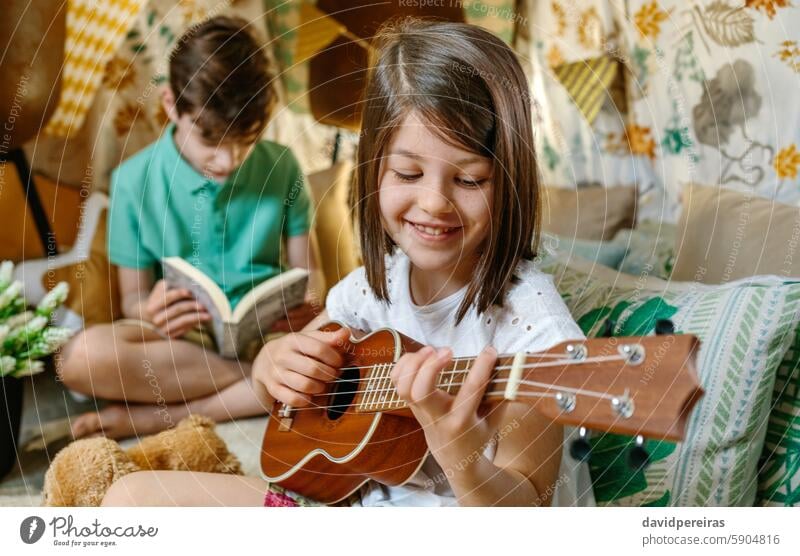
[325,249,595,507]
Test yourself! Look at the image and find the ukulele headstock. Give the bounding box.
[504,332,703,445]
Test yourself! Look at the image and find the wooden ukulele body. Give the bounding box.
[260,323,429,504]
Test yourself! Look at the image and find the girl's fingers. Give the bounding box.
[453,345,497,417]
[292,331,346,368]
[267,383,312,408]
[281,352,339,382]
[277,368,328,396]
[392,346,434,400]
[410,348,451,405]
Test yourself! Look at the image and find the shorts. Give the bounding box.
[263,484,360,507]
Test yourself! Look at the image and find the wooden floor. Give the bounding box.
[0,365,267,506]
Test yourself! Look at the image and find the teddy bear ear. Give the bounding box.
[182,414,215,429]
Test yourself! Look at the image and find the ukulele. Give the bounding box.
[260,321,703,504]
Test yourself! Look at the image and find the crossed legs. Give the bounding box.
[58,322,268,439]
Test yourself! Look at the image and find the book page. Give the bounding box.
[223,273,308,359]
[161,257,230,346]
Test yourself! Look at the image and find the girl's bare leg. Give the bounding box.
[102,471,269,507]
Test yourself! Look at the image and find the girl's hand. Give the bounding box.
[144,280,211,338]
[253,327,351,408]
[391,345,499,472]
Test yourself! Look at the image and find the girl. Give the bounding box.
[102,18,593,507]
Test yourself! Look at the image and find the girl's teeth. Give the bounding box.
[414,224,452,236]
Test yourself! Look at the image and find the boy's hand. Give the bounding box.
[268,302,322,334]
[144,280,212,338]
[252,327,350,408]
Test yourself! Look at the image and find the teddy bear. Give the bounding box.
[43,415,242,506]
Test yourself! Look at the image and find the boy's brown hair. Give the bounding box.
[353,18,541,324]
[169,15,274,143]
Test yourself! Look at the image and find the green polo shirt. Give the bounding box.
[108,125,312,308]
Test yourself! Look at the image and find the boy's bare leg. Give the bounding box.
[59,322,269,438]
[59,322,246,403]
[102,471,268,507]
[69,376,268,439]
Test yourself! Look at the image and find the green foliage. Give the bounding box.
[0,262,73,378]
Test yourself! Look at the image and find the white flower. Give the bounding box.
[23,316,48,335]
[14,359,44,377]
[35,327,74,355]
[36,282,69,316]
[4,311,33,330]
[0,280,22,310]
[0,261,13,286]
[0,355,16,377]
[6,315,47,344]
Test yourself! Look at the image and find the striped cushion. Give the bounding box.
[540,253,800,506]
[757,326,800,506]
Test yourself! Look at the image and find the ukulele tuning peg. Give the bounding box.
[655,319,675,336]
[600,319,617,338]
[627,435,651,471]
[569,426,592,463]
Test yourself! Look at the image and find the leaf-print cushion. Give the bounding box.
[757,325,800,506]
[538,253,800,506]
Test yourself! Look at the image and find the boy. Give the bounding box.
[59,16,322,439]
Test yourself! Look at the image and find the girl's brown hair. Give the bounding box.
[353,18,541,324]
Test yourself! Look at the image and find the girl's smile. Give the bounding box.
[405,219,463,241]
[379,111,494,303]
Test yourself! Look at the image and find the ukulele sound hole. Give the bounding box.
[327,367,360,420]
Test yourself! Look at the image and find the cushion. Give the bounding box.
[672,184,800,283]
[670,184,800,506]
[541,185,637,241]
[43,210,122,326]
[539,253,800,506]
[614,220,676,280]
[306,161,360,291]
[758,326,800,506]
[542,233,628,269]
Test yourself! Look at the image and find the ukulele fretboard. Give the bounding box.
[354,356,514,413]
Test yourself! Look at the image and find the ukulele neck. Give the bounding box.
[354,355,513,414]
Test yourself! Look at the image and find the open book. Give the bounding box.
[162,257,309,359]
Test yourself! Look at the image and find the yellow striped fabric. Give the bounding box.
[294,4,345,64]
[45,0,146,138]
[553,56,619,126]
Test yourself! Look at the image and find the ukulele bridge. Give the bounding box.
[277,404,294,431]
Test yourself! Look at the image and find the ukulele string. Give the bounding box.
[290,368,628,413]
[279,390,565,413]
[305,373,624,403]
[323,353,627,387]
[280,381,622,413]
[314,351,574,377]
